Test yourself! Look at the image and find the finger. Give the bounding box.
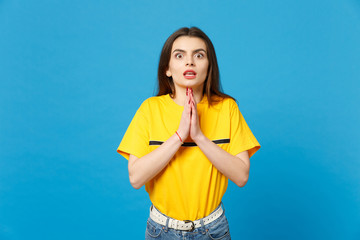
[185,95,192,119]
[191,100,196,120]
[184,94,190,111]
[189,97,193,116]
[186,100,192,116]
[188,89,194,105]
[188,91,193,115]
[192,90,196,105]
[191,105,198,129]
[191,95,196,108]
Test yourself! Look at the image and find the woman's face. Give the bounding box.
[166,36,209,93]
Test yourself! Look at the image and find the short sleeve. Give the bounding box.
[228,100,260,158]
[116,103,150,160]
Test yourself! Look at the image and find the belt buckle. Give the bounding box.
[183,220,195,232]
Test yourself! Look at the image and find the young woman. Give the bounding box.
[117,27,260,240]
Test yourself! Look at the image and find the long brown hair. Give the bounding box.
[157,27,234,105]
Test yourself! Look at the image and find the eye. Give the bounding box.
[175,53,183,59]
[194,53,204,59]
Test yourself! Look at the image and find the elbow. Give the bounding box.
[236,178,248,187]
[128,160,144,189]
[131,183,142,190]
[235,174,249,188]
[129,175,143,189]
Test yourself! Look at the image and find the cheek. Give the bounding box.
[168,61,180,73]
[199,62,209,75]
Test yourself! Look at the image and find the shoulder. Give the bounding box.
[145,95,168,104]
[138,95,168,112]
[221,97,237,106]
[211,96,238,109]
[142,95,168,106]
[216,97,242,118]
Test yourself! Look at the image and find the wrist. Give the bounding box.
[175,131,184,144]
[192,131,205,144]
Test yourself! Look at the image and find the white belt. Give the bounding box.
[149,204,224,231]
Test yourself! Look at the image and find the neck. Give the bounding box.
[172,86,204,106]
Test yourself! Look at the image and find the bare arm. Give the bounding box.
[188,92,251,187]
[128,133,182,189]
[193,134,250,187]
[128,94,192,189]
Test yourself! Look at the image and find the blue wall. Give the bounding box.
[1,1,359,239]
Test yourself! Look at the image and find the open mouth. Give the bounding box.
[183,70,197,79]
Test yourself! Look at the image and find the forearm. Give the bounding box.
[128,133,182,189]
[193,134,250,187]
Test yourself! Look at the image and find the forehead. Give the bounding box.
[171,36,207,51]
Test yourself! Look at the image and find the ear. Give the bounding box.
[166,69,172,77]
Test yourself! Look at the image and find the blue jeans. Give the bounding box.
[145,205,231,240]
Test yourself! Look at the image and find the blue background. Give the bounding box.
[1,0,359,239]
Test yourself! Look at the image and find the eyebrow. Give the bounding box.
[172,48,207,54]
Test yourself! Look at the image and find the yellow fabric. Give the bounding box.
[117,94,260,221]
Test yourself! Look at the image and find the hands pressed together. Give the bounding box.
[176,88,204,143]
[128,87,251,189]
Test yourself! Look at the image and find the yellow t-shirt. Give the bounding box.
[117,94,260,221]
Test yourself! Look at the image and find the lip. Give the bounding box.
[183,70,197,79]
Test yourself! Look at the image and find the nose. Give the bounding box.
[185,56,195,66]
